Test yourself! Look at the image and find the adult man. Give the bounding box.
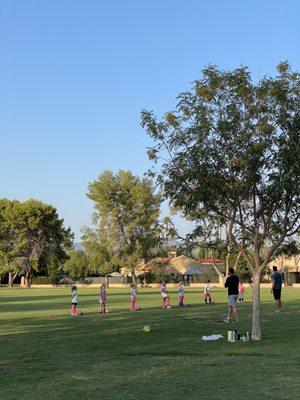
[223,267,239,323]
[271,265,283,312]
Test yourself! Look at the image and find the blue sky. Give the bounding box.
[1,0,299,241]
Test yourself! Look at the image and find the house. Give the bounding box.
[268,254,300,283]
[141,254,225,283]
[170,255,212,274]
[141,257,171,272]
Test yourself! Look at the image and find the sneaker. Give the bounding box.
[223,318,230,323]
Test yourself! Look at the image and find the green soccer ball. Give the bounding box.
[143,325,151,333]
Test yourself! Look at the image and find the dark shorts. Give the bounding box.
[72,302,78,306]
[273,289,281,300]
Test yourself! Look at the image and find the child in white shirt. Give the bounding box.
[204,280,212,304]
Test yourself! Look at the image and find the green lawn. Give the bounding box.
[0,286,299,400]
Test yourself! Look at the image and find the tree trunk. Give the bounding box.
[252,271,262,341]
[8,271,13,287]
[105,274,109,288]
[24,270,31,287]
[212,261,225,285]
[225,252,230,277]
[234,251,242,270]
[225,216,235,276]
[131,270,137,285]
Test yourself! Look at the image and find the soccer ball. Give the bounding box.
[143,325,151,333]
[167,305,172,309]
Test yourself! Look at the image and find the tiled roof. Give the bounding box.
[199,257,224,263]
[141,257,170,271]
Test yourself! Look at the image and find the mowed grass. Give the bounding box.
[0,286,300,400]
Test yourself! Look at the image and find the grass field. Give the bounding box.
[1,286,299,400]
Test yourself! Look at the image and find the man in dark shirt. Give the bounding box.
[271,265,283,312]
[223,267,239,323]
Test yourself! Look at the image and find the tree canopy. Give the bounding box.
[63,250,89,281]
[0,198,73,286]
[86,170,162,281]
[141,62,300,340]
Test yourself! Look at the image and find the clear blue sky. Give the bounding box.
[1,0,299,241]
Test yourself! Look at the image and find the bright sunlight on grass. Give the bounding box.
[1,287,299,400]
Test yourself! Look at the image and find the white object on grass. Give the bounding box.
[202,334,223,341]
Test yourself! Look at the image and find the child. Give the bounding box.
[71,285,79,316]
[130,283,137,311]
[161,281,171,308]
[204,280,212,304]
[238,281,245,302]
[178,281,185,307]
[99,283,107,313]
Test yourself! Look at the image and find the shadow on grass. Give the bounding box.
[4,297,295,338]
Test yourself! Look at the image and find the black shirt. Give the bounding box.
[272,272,282,289]
[225,274,239,295]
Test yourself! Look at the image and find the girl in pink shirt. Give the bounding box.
[238,281,245,302]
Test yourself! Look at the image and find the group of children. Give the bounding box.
[70,283,140,316]
[172,280,244,308]
[169,279,245,307]
[70,280,245,316]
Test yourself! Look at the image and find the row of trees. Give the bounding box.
[66,170,178,283]
[0,173,178,286]
[66,170,256,283]
[0,191,296,289]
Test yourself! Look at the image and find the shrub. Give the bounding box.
[32,276,53,285]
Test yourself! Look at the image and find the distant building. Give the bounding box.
[141,254,225,283]
[268,254,300,283]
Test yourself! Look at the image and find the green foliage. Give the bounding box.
[0,198,74,285]
[63,250,89,281]
[156,216,178,256]
[142,63,300,339]
[192,272,219,283]
[235,256,252,278]
[143,271,156,283]
[274,240,300,258]
[81,227,120,276]
[146,261,173,283]
[86,170,162,276]
[31,276,54,285]
[141,63,300,272]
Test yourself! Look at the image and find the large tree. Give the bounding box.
[81,226,120,286]
[0,199,21,286]
[86,170,162,283]
[0,199,73,286]
[141,62,300,340]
